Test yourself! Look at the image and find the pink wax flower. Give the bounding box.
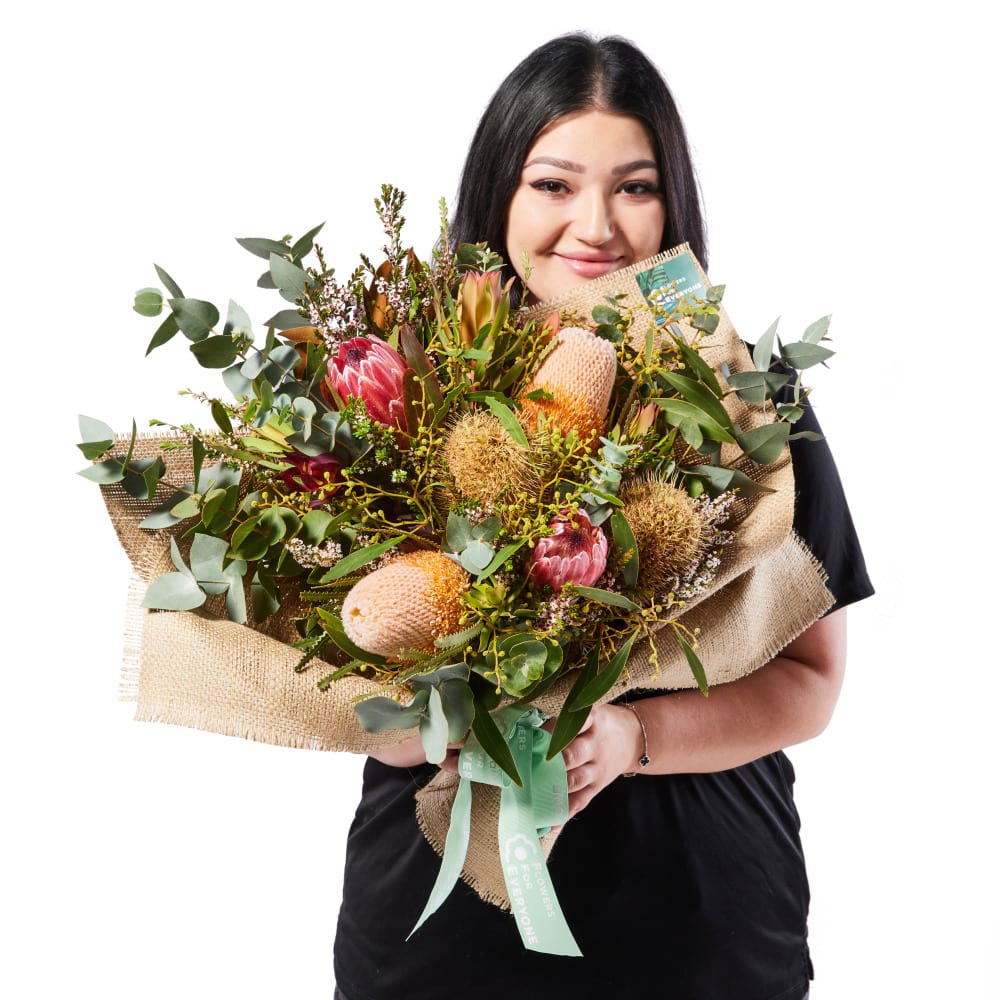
[280,450,342,506]
[327,335,407,430]
[528,510,608,591]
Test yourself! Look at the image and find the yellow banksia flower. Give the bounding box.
[341,551,469,659]
[519,327,617,442]
[620,479,706,593]
[440,410,530,502]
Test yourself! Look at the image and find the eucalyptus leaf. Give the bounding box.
[154,264,184,298]
[801,315,832,345]
[168,493,201,523]
[78,458,124,484]
[189,532,231,586]
[223,562,248,623]
[684,465,775,496]
[355,690,430,733]
[724,370,790,405]
[290,222,324,260]
[251,570,280,621]
[439,679,475,743]
[592,305,620,325]
[660,372,735,436]
[141,571,205,611]
[145,313,180,355]
[735,423,791,465]
[222,362,254,399]
[446,512,474,552]
[270,253,309,301]
[419,686,449,764]
[265,308,310,331]
[654,398,736,444]
[410,664,470,688]
[235,236,292,260]
[224,299,253,338]
[190,335,239,368]
[460,539,494,573]
[780,341,835,370]
[752,317,781,372]
[168,297,219,341]
[133,287,163,317]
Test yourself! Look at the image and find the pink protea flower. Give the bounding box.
[528,510,609,591]
[326,335,407,430]
[279,450,342,507]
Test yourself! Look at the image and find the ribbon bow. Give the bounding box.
[409,706,582,957]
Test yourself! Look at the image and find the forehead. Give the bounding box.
[523,110,658,168]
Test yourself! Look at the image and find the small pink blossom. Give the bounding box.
[528,510,608,591]
[326,335,407,430]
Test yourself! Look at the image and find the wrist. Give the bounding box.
[620,702,651,777]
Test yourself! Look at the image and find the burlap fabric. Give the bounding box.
[107,246,833,910]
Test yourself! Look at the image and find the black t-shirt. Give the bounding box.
[333,399,874,1000]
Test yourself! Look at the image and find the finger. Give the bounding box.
[566,763,597,793]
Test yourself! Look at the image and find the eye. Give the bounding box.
[530,179,571,196]
[619,180,659,197]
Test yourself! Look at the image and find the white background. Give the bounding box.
[3,1,996,997]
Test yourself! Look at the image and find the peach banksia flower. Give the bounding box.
[528,510,608,591]
[341,551,469,659]
[519,327,617,443]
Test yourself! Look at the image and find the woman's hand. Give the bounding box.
[549,704,645,818]
[435,707,641,819]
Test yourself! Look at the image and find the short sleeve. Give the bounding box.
[785,393,874,612]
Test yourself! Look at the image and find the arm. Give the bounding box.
[556,608,847,817]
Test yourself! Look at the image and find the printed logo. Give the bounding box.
[503,833,538,865]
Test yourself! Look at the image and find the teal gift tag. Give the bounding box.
[408,707,582,957]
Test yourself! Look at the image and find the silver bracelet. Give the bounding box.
[622,703,651,776]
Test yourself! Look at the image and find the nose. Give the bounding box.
[574,188,615,245]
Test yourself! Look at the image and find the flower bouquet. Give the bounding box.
[80,186,835,953]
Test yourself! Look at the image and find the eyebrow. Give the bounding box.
[522,156,658,176]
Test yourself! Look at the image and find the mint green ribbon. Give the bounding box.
[409,706,582,957]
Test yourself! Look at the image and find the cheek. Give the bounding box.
[504,190,534,281]
[636,204,668,256]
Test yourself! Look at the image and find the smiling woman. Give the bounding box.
[506,111,667,301]
[333,31,873,1000]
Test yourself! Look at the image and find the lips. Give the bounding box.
[554,253,624,279]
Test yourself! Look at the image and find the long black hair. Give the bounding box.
[450,33,707,296]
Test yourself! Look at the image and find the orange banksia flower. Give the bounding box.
[341,551,469,659]
[519,327,617,442]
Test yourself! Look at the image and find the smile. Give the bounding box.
[554,253,624,279]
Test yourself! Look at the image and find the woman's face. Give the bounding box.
[505,110,667,304]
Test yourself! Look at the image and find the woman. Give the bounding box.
[333,33,873,1000]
